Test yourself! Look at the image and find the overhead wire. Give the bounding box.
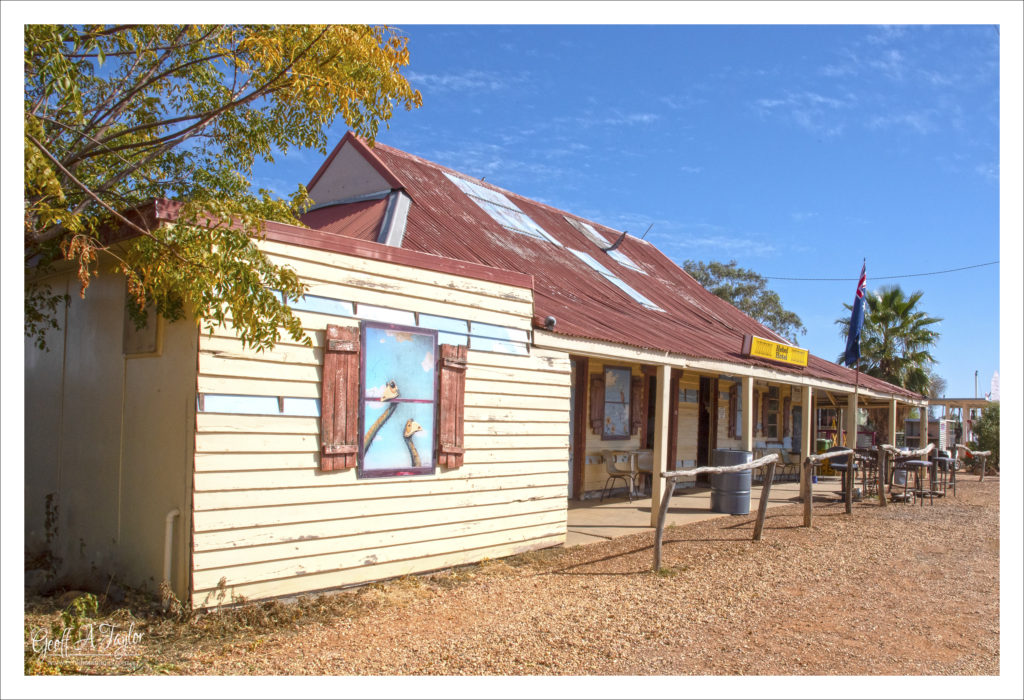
[764,261,998,281]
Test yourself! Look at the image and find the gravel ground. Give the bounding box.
[177,477,1001,677]
[25,478,1003,681]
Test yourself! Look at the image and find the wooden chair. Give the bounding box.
[634,449,654,495]
[600,450,638,503]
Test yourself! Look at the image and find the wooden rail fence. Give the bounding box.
[653,453,779,571]
[651,443,962,571]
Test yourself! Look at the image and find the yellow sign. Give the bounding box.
[742,334,809,367]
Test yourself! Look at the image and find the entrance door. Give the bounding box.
[792,406,802,456]
[568,356,588,500]
[697,377,719,467]
[645,375,657,449]
[568,359,576,494]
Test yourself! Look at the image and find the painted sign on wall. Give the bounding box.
[741,334,809,367]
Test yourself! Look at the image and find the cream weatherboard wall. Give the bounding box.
[24,269,196,599]
[192,239,569,604]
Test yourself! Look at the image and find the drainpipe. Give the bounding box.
[163,508,180,586]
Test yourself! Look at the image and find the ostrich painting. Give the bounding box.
[403,419,424,467]
[363,380,425,468]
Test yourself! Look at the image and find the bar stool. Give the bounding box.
[890,461,915,504]
[934,455,955,497]
[824,447,856,500]
[902,459,934,505]
[858,453,878,498]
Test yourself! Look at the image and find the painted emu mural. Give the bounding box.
[362,379,425,468]
[360,323,437,478]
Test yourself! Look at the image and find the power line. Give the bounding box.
[765,260,998,281]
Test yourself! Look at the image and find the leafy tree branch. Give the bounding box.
[682,259,807,343]
[25,24,422,350]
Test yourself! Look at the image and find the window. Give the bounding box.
[606,248,647,275]
[445,173,561,246]
[564,217,646,273]
[568,249,663,312]
[564,216,610,248]
[728,384,743,439]
[764,387,780,440]
[358,322,438,478]
[679,388,698,403]
[602,365,632,439]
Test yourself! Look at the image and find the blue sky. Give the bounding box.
[252,20,1010,400]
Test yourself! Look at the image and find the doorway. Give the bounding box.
[645,375,657,449]
[696,376,719,467]
[792,406,802,457]
[568,359,576,495]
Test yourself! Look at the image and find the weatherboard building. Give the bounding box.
[25,133,927,606]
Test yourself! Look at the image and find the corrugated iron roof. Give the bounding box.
[302,197,388,241]
[301,135,922,401]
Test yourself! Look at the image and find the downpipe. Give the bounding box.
[163,508,180,589]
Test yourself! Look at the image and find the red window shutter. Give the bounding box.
[753,390,760,436]
[629,375,644,435]
[783,397,792,437]
[589,374,605,434]
[728,385,738,438]
[437,344,467,468]
[320,324,360,471]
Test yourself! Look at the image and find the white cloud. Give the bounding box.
[869,49,906,80]
[679,165,702,174]
[678,234,777,257]
[974,162,998,181]
[868,111,937,134]
[406,69,526,93]
[659,94,707,110]
[585,112,660,127]
[790,211,818,223]
[754,91,849,137]
[866,26,908,45]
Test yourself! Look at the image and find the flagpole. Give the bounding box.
[848,258,865,510]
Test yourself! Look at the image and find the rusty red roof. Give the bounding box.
[301,134,922,401]
[302,197,387,241]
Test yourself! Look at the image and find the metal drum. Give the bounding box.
[710,449,753,515]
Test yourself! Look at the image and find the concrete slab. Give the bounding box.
[565,476,846,548]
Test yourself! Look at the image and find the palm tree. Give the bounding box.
[835,285,942,394]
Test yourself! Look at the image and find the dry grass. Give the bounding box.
[24,478,1002,678]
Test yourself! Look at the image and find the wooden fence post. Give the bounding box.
[752,462,776,541]
[650,454,779,571]
[802,457,812,528]
[876,449,888,508]
[653,476,677,571]
[845,456,854,514]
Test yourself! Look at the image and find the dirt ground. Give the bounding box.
[23,477,1005,683]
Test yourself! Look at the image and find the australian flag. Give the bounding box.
[843,260,867,367]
